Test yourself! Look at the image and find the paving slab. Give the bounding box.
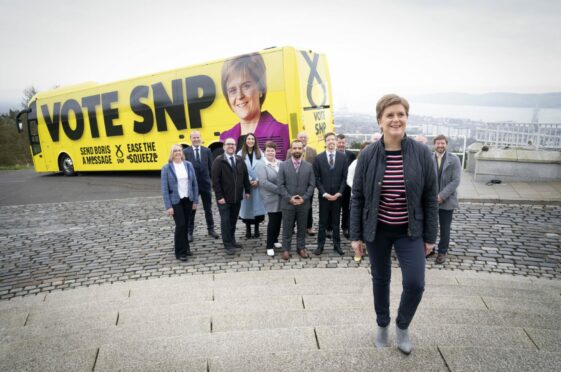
[117,301,214,324]
[208,347,448,372]
[525,328,561,352]
[482,296,561,315]
[95,327,317,370]
[212,308,375,333]
[0,308,29,329]
[0,347,97,372]
[439,347,561,372]
[4,310,117,342]
[495,311,561,330]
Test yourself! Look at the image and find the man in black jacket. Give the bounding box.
[211,138,251,255]
[336,133,356,239]
[183,131,219,242]
[314,132,348,255]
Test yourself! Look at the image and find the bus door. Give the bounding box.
[17,101,46,170]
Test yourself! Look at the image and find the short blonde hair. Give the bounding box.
[376,94,410,122]
[168,144,185,162]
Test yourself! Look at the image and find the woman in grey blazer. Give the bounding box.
[255,141,283,256]
[161,144,199,261]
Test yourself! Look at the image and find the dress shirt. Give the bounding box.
[173,162,189,199]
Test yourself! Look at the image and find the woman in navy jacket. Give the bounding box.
[161,144,199,261]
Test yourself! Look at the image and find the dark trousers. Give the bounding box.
[282,205,308,252]
[218,202,241,250]
[341,185,351,230]
[366,227,425,330]
[189,190,215,234]
[266,212,282,249]
[438,209,454,254]
[307,194,314,229]
[172,197,193,258]
[317,197,342,249]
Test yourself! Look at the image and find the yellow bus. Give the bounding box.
[16,46,334,176]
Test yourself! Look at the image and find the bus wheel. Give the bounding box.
[59,154,76,176]
[211,146,224,160]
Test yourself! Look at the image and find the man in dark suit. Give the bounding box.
[278,140,315,260]
[336,133,356,239]
[286,131,318,236]
[211,138,251,255]
[183,131,219,242]
[314,132,348,256]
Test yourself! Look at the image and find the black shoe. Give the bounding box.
[334,247,344,256]
[185,248,193,257]
[343,229,350,239]
[233,242,243,249]
[177,255,188,261]
[208,230,219,239]
[188,233,193,243]
[225,248,235,255]
[326,230,332,239]
[313,247,323,256]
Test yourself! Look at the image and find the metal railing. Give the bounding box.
[475,123,561,150]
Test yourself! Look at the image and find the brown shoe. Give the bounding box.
[307,228,316,236]
[282,250,290,260]
[298,249,310,259]
[436,253,447,264]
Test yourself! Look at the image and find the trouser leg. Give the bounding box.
[366,229,393,327]
[267,212,282,249]
[296,205,308,249]
[331,199,342,249]
[438,209,454,254]
[201,190,215,231]
[282,208,296,252]
[394,235,426,330]
[218,204,233,249]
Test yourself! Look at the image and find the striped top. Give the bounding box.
[378,150,408,227]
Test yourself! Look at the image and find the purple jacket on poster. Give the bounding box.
[219,111,289,160]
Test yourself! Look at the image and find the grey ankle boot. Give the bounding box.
[396,326,412,354]
[375,325,389,348]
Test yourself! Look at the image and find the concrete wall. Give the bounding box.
[474,147,561,182]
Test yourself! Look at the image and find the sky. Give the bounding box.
[1,0,560,114]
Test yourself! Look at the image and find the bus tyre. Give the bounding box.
[211,146,224,161]
[59,154,76,176]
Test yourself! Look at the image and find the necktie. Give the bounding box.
[229,156,235,169]
[195,148,200,162]
[437,155,442,170]
[294,161,300,172]
[329,153,334,168]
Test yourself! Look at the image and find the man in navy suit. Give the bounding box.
[313,132,348,256]
[183,131,219,241]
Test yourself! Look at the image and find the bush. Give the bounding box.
[0,111,32,167]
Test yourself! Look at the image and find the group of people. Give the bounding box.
[161,93,462,356]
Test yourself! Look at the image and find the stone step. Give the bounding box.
[94,327,317,371]
[0,347,97,372]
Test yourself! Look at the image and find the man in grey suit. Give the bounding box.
[431,134,461,264]
[278,140,316,260]
[183,131,219,242]
[286,131,318,236]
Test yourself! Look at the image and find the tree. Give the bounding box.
[21,86,38,109]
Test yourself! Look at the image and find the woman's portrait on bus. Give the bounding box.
[219,53,289,159]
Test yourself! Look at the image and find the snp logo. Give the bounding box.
[301,51,327,109]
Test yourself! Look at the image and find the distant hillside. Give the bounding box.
[411,92,561,109]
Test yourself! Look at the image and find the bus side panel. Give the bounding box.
[295,50,335,153]
[32,47,303,172]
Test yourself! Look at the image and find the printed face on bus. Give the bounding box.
[378,104,408,139]
[434,139,448,154]
[226,72,262,124]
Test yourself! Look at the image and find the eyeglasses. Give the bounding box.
[225,143,236,146]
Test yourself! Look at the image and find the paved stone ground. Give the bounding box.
[1,197,560,300]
